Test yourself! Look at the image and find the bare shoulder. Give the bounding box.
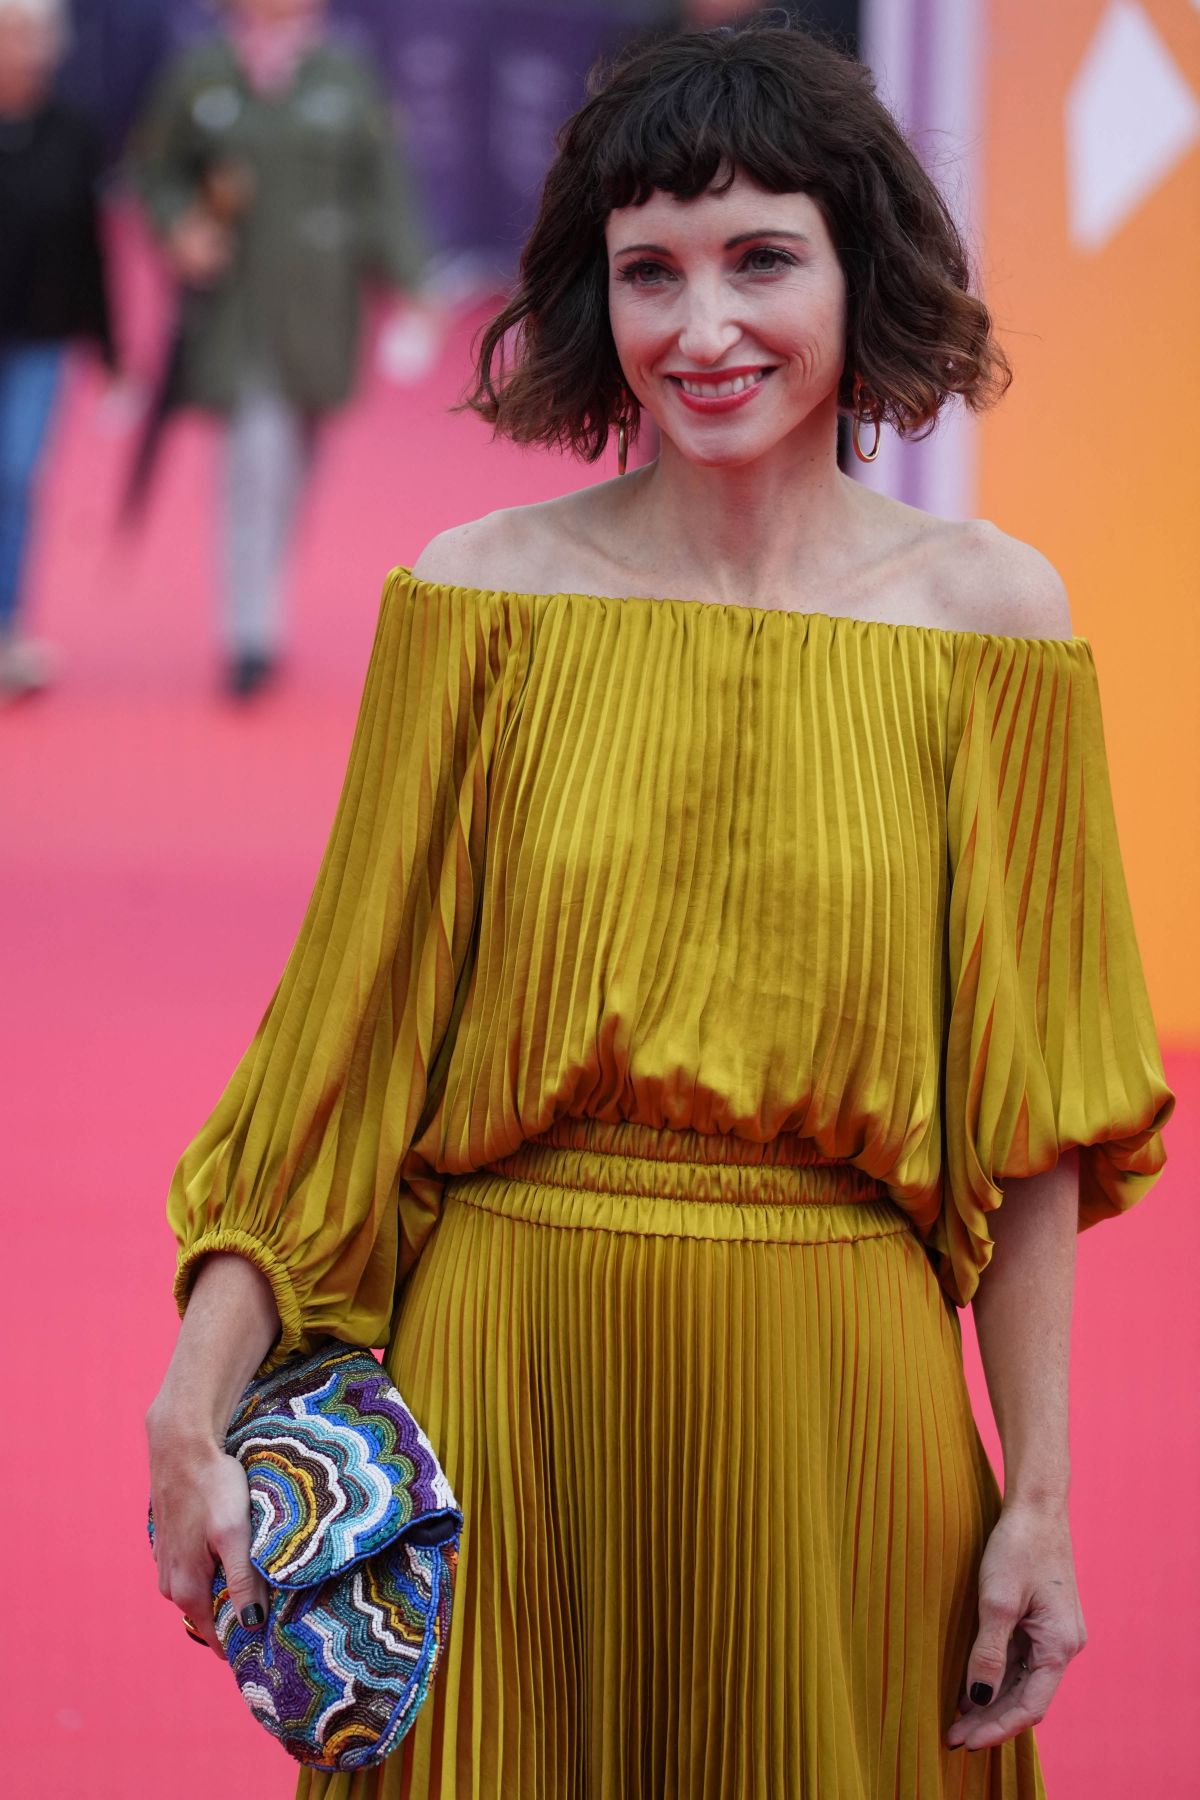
[410,487,618,596]
[409,509,528,592]
[933,519,1075,640]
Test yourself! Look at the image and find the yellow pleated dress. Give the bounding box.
[169,569,1173,1800]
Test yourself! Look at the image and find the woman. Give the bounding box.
[132,0,431,699]
[147,23,1173,1799]
[0,0,114,700]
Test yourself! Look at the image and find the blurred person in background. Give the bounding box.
[0,0,115,702]
[131,0,432,701]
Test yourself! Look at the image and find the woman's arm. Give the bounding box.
[945,1151,1089,1749]
[145,1253,280,1653]
[150,577,512,1650]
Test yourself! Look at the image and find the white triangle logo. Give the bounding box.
[1066,1,1200,251]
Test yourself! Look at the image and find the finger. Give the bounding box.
[946,1641,1028,1748]
[169,1578,225,1658]
[212,1530,270,1634]
[957,1627,1031,1712]
[223,1558,270,1633]
[963,1586,1023,1709]
[949,1634,1036,1742]
[209,1456,270,1633]
[950,1665,1063,1750]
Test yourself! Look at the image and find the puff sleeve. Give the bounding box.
[166,572,528,1366]
[934,633,1174,1307]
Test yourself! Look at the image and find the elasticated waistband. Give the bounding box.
[446,1119,909,1245]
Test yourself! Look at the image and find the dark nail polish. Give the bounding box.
[969,1681,993,1706]
[240,1603,265,1629]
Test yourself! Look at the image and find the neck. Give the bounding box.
[626,398,861,608]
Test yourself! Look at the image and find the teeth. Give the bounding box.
[678,370,768,398]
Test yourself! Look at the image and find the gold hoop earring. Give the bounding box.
[851,376,881,464]
[616,421,629,477]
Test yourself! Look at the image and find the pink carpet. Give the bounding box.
[2,297,1196,1797]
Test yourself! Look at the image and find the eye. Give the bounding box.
[738,246,797,275]
[615,259,676,287]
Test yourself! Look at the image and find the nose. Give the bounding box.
[673,277,741,366]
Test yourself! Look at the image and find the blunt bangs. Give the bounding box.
[588,62,834,216]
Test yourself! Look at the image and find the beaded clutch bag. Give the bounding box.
[150,1341,462,1772]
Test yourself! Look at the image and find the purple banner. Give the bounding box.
[61,1,666,265]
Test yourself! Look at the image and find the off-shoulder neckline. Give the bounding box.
[392,567,1092,650]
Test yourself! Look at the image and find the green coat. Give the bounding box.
[131,38,428,413]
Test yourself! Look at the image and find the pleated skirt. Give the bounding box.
[296,1121,1046,1800]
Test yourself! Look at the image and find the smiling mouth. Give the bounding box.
[667,369,777,399]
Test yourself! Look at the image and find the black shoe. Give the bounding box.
[227,651,276,700]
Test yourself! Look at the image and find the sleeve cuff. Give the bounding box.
[173,1228,305,1370]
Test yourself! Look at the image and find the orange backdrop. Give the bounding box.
[977,0,1199,1040]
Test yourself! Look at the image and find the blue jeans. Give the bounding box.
[0,344,64,633]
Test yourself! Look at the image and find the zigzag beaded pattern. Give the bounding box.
[227,1343,460,1586]
[222,1344,461,1770]
[151,1343,462,1772]
[212,1534,457,1771]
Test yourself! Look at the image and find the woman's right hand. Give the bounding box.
[147,1415,271,1655]
[145,1252,282,1652]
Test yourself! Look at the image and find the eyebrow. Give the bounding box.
[613,230,812,255]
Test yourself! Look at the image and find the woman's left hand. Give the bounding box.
[946,1497,1088,1751]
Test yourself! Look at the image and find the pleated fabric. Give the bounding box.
[170,569,1172,1333]
[166,569,1174,1796]
[169,577,534,1357]
[296,1122,1045,1800]
[937,632,1175,1296]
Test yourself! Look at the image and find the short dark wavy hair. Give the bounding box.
[466,21,1011,460]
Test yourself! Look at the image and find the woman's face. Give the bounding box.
[605,173,847,469]
[0,7,62,112]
